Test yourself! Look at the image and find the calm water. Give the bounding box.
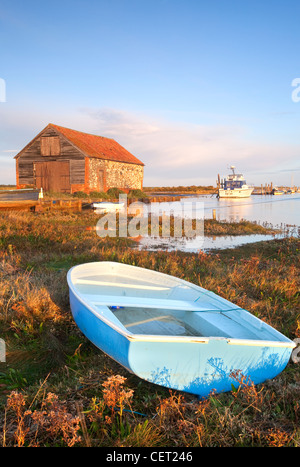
[136,193,300,253]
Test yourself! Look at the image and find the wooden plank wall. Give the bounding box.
[35,161,71,192]
[40,136,61,156]
[17,127,85,187]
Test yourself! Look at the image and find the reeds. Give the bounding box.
[0,211,299,446]
[2,390,81,447]
[2,370,298,447]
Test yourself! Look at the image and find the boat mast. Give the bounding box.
[229,165,236,176]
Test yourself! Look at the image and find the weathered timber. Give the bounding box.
[15,124,144,194]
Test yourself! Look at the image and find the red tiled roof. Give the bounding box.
[49,123,144,166]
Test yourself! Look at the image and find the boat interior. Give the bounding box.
[72,264,288,343]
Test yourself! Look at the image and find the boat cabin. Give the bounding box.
[224,176,247,190]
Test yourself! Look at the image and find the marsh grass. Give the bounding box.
[0,211,299,446]
[96,212,278,239]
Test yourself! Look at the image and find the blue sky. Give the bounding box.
[0,0,300,186]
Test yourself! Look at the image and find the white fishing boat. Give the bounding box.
[67,262,295,398]
[218,166,254,198]
[272,188,285,195]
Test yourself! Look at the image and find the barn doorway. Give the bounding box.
[35,161,70,193]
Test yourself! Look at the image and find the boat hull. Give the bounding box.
[0,189,40,201]
[68,279,294,398]
[129,337,292,397]
[218,188,253,198]
[69,288,131,371]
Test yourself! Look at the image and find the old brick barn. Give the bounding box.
[14,123,144,194]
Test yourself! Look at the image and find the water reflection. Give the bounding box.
[203,193,300,227]
[142,194,300,225]
[137,232,290,253]
[134,193,300,253]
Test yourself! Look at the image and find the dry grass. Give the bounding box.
[0,210,299,447]
[2,370,299,447]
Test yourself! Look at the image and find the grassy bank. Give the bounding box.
[144,185,216,194]
[98,213,278,238]
[0,211,299,447]
[42,188,149,200]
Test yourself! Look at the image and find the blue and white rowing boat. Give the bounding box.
[67,262,295,397]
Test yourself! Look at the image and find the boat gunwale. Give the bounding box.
[67,264,296,349]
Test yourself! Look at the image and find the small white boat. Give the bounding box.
[67,262,295,398]
[92,201,125,213]
[218,166,254,198]
[272,188,285,195]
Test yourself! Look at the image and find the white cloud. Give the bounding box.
[81,108,300,186]
[0,105,299,186]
